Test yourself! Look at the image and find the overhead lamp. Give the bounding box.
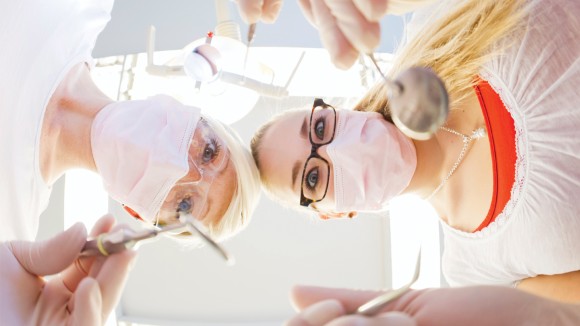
[144,0,303,124]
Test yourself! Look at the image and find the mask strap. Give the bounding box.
[123,205,144,221]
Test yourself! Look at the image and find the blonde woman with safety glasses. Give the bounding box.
[0,0,261,324]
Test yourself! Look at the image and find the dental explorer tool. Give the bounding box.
[356,248,421,316]
[178,211,235,265]
[175,198,235,265]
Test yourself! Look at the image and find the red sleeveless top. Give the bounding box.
[473,80,516,232]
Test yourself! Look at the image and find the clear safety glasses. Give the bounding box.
[155,118,229,227]
[124,118,230,229]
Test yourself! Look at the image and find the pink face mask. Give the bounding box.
[326,110,417,212]
[91,95,200,222]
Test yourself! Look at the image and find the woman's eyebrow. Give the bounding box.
[292,160,301,190]
[300,116,308,138]
[292,116,309,189]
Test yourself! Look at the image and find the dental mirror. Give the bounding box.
[184,42,222,83]
[368,54,449,140]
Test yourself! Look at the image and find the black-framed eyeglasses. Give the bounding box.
[299,98,337,207]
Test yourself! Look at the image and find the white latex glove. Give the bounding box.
[0,214,137,326]
[285,285,580,325]
[298,0,389,69]
[235,0,284,24]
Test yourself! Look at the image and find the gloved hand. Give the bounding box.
[235,0,284,24]
[297,0,389,69]
[0,214,137,326]
[285,285,580,325]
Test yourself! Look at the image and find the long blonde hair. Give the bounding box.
[355,0,526,116]
[204,116,262,242]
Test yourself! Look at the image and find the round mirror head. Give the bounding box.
[184,43,222,83]
[389,67,449,140]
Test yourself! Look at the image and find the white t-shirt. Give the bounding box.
[0,0,113,241]
[407,0,580,286]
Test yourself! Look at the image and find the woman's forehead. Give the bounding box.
[259,112,312,196]
[269,109,310,135]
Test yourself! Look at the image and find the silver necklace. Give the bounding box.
[426,126,486,201]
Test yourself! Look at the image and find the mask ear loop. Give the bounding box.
[122,205,165,230]
[310,203,357,220]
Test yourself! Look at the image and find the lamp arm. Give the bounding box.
[219,71,288,98]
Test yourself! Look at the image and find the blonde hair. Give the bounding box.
[356,0,526,116]
[203,116,262,242]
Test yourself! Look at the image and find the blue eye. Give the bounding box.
[314,118,325,140]
[306,168,319,190]
[177,198,191,213]
[202,138,221,164]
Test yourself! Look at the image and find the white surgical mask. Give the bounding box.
[91,95,200,222]
[326,110,417,212]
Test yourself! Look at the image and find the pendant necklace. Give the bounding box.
[426,126,487,201]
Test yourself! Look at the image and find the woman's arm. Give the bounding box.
[286,285,580,326]
[518,270,580,303]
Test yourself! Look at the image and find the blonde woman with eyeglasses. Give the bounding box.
[250,0,580,314]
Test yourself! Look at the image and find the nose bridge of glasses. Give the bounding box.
[185,160,203,182]
[184,159,222,187]
[171,173,214,218]
[308,143,334,166]
[309,141,324,156]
